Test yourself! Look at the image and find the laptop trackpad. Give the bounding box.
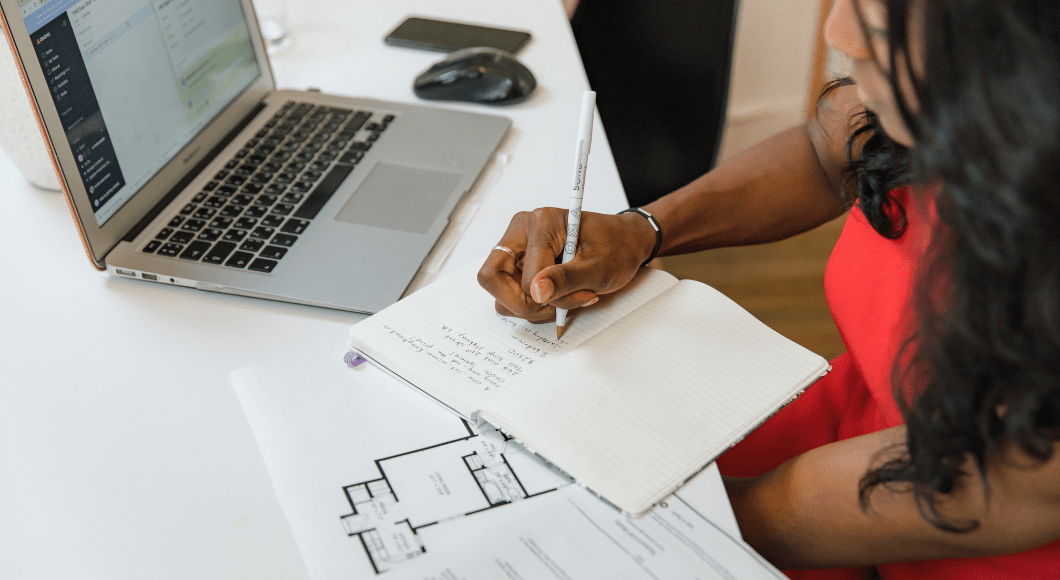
[333,162,464,234]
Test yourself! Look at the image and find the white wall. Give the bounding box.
[717,0,822,160]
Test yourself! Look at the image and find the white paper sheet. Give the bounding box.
[391,485,784,580]
[232,351,743,579]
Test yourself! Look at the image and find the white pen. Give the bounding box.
[556,90,596,339]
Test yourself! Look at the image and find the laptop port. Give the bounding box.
[142,273,158,281]
[115,269,136,277]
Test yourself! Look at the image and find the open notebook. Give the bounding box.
[347,262,830,516]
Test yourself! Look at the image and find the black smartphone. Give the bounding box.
[384,17,532,54]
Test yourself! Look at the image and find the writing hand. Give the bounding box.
[477,208,657,322]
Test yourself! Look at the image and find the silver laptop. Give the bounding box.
[1,0,510,313]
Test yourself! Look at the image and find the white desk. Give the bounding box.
[0,2,720,579]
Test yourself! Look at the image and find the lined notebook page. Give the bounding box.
[347,261,680,418]
[478,280,829,516]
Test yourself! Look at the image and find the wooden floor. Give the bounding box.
[656,214,849,360]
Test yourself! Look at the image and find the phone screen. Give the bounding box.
[384,17,532,54]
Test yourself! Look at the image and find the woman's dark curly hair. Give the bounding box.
[833,0,1060,532]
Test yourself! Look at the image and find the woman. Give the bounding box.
[476,0,1060,577]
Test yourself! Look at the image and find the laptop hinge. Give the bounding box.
[123,100,269,242]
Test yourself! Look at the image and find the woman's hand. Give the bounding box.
[477,208,657,322]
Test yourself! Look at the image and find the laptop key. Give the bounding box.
[231,193,255,206]
[223,229,248,243]
[259,246,288,260]
[239,239,265,253]
[271,233,297,247]
[203,242,236,264]
[192,207,215,220]
[280,219,310,235]
[243,206,267,218]
[217,184,238,196]
[349,141,371,152]
[234,217,258,230]
[250,226,276,239]
[209,217,234,229]
[254,194,279,206]
[346,111,371,132]
[158,243,183,257]
[203,180,219,191]
[220,204,243,218]
[179,203,196,215]
[143,240,162,253]
[294,164,354,219]
[281,193,303,204]
[170,231,194,244]
[261,215,284,228]
[181,219,206,232]
[339,151,363,165]
[271,203,295,216]
[197,228,224,242]
[156,227,174,240]
[284,161,308,173]
[192,192,208,203]
[179,241,211,261]
[225,251,254,268]
[248,258,278,273]
[265,183,289,195]
[203,196,226,208]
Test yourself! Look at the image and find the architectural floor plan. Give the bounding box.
[233,353,738,580]
[338,426,569,574]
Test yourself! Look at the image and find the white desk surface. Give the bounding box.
[0,2,721,579]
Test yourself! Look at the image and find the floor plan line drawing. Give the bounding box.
[338,426,570,575]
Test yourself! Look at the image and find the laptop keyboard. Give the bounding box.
[141,101,392,273]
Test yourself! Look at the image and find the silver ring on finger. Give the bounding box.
[492,245,519,262]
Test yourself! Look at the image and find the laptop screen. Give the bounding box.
[18,0,260,226]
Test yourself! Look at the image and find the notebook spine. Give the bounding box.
[344,348,474,423]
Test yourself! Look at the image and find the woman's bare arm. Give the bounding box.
[478,84,864,320]
[726,426,1060,568]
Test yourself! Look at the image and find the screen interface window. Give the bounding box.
[19,0,261,226]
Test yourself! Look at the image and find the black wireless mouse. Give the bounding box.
[413,47,537,105]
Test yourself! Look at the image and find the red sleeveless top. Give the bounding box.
[717,187,1060,579]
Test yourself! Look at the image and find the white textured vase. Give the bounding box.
[0,34,61,191]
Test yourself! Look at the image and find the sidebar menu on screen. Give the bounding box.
[31,12,126,212]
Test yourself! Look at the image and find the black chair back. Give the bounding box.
[571,0,739,207]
